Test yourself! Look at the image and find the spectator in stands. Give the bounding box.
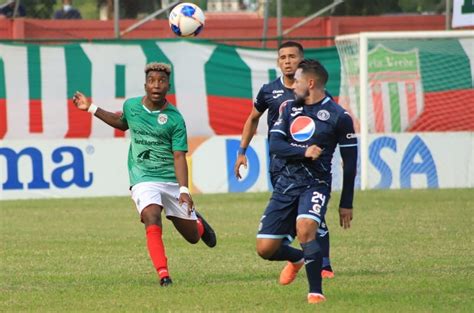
[0,0,26,18]
[53,0,82,19]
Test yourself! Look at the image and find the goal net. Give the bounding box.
[335,31,474,189]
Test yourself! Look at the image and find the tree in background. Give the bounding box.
[268,0,444,17]
[398,0,446,14]
[22,0,56,18]
[333,0,402,15]
[18,0,447,19]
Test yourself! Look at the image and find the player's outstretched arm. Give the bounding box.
[234,108,263,179]
[337,112,358,229]
[72,91,128,131]
[339,208,353,229]
[173,151,194,216]
[338,148,356,230]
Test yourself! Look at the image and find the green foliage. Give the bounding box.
[1,189,473,311]
[268,0,444,17]
[268,0,333,17]
[398,0,445,13]
[22,0,56,18]
[69,0,100,19]
[20,0,446,20]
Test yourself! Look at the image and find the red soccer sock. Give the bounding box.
[145,225,169,279]
[196,218,205,238]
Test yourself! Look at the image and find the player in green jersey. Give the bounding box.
[72,62,216,287]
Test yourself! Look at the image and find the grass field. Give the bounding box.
[1,189,473,312]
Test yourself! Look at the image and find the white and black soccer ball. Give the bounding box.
[168,3,205,37]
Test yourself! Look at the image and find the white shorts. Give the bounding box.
[130,182,197,220]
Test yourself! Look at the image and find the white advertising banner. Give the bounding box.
[366,132,473,189]
[1,133,473,200]
[0,139,130,200]
[452,0,474,28]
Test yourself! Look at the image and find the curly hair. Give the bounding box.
[144,62,172,77]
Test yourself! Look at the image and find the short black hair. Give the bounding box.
[278,41,304,56]
[298,59,328,87]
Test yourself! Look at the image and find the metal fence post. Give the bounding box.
[114,0,120,38]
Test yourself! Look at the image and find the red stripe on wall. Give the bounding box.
[29,99,43,133]
[65,99,92,138]
[371,83,384,132]
[405,81,417,125]
[409,89,474,132]
[167,94,176,106]
[0,99,6,139]
[207,95,253,135]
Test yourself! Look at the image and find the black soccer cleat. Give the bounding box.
[196,211,217,248]
[160,276,173,287]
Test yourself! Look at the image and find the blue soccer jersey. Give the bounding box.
[253,77,295,183]
[254,77,334,185]
[269,96,358,208]
[254,76,296,134]
[254,77,334,134]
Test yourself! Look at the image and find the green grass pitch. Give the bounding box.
[1,189,473,312]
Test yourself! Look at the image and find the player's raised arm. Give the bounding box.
[72,91,128,131]
[234,107,264,179]
[336,112,358,229]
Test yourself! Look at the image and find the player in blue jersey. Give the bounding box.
[262,59,357,304]
[234,41,335,283]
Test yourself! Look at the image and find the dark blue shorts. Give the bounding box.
[257,183,331,243]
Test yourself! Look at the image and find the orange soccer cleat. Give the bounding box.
[321,269,335,279]
[279,261,304,285]
[307,293,326,304]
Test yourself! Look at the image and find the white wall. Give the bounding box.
[1,132,472,200]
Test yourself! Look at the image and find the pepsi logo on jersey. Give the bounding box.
[290,116,315,142]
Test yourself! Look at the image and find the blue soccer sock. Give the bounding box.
[301,240,323,294]
[317,232,331,268]
[269,244,304,263]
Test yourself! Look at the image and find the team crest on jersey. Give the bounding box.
[157,113,168,125]
[290,116,315,142]
[317,110,330,121]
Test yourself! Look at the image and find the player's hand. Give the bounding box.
[305,145,322,160]
[179,192,194,216]
[339,207,353,229]
[234,154,248,179]
[72,91,90,111]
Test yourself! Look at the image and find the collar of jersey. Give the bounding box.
[141,99,168,114]
[308,96,331,106]
[321,96,331,105]
[279,76,294,90]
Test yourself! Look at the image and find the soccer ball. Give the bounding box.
[168,3,205,37]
